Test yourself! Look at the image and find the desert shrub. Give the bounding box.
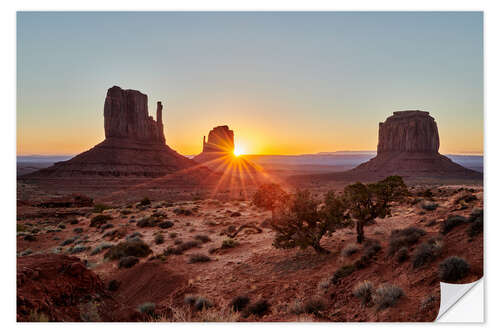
[412,242,438,269]
[121,210,132,215]
[420,295,438,311]
[221,238,239,249]
[317,277,330,291]
[454,194,477,204]
[137,216,157,228]
[100,223,114,231]
[28,310,49,322]
[79,302,101,322]
[374,284,404,310]
[23,234,37,242]
[362,239,382,258]
[331,265,355,284]
[159,221,174,229]
[17,224,28,232]
[119,256,139,268]
[19,249,33,257]
[395,247,409,263]
[90,214,112,227]
[154,234,164,245]
[57,223,66,229]
[138,302,156,315]
[468,208,483,222]
[73,227,83,234]
[421,201,438,211]
[93,204,111,213]
[246,300,270,317]
[353,280,374,305]
[302,297,326,314]
[418,188,433,198]
[189,253,211,263]
[341,243,360,257]
[104,239,152,260]
[230,296,250,312]
[183,296,213,311]
[344,176,408,244]
[68,245,89,254]
[126,232,143,241]
[388,226,426,255]
[139,197,151,206]
[173,208,193,216]
[441,215,467,234]
[164,240,200,256]
[178,240,201,251]
[194,234,211,243]
[108,279,120,291]
[467,209,483,237]
[169,232,178,238]
[353,240,382,269]
[61,236,79,246]
[439,256,470,282]
[184,294,197,305]
[174,239,183,245]
[69,219,79,225]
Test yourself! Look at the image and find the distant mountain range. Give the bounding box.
[17,152,483,173]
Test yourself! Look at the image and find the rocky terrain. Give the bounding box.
[16,183,483,322]
[16,104,483,322]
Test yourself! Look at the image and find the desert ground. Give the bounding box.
[16,175,483,322]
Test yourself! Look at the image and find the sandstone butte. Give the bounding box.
[23,86,198,178]
[351,110,482,179]
[193,125,261,174]
[193,125,235,164]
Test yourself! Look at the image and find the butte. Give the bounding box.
[292,110,482,184]
[193,125,261,175]
[20,86,213,196]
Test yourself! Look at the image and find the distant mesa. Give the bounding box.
[23,86,198,178]
[351,110,482,179]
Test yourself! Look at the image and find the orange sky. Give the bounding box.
[17,12,483,157]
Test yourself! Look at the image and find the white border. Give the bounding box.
[3,1,498,332]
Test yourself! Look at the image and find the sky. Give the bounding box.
[17,12,483,156]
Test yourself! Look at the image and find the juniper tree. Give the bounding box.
[271,190,350,253]
[344,175,407,244]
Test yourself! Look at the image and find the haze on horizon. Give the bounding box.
[17,12,483,156]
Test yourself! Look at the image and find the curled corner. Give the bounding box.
[435,278,483,322]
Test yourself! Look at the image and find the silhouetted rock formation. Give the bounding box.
[193,125,261,174]
[23,86,197,178]
[193,125,235,164]
[351,110,481,179]
[104,86,165,144]
[202,125,235,153]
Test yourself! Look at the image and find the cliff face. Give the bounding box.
[350,110,481,179]
[104,86,165,144]
[377,111,439,154]
[202,125,234,153]
[24,86,199,178]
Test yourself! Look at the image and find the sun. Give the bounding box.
[233,144,245,157]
